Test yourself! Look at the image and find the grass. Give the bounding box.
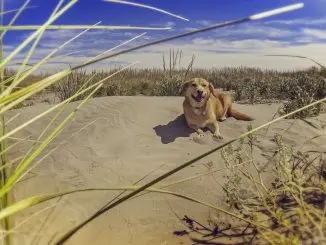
[49,54,325,121]
[13,49,323,119]
[0,1,325,245]
[51,62,325,100]
[174,129,325,244]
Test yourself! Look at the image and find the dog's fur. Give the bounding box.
[179,77,254,139]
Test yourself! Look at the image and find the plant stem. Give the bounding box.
[0,1,13,244]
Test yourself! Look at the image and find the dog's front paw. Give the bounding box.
[213,133,223,140]
[220,116,227,121]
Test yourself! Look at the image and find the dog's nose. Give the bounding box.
[197,90,203,95]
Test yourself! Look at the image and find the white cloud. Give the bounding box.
[184,27,197,32]
[166,21,176,28]
[196,20,212,26]
[4,23,326,74]
[216,25,294,38]
[302,28,326,39]
[266,18,326,25]
[191,38,286,52]
[5,37,326,74]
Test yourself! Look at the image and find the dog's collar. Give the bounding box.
[192,104,207,116]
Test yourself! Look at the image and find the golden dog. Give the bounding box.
[179,77,254,139]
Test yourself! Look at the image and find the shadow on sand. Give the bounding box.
[153,114,194,144]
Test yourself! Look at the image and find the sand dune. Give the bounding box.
[5,96,326,245]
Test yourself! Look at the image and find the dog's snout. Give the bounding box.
[197,90,203,95]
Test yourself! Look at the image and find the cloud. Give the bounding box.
[4,21,326,74]
[214,24,294,39]
[195,20,212,26]
[5,35,326,74]
[166,21,176,28]
[266,18,326,25]
[302,28,326,39]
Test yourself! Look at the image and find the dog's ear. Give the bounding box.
[209,82,219,98]
[208,82,215,94]
[179,80,191,96]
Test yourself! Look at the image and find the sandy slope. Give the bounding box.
[4,96,326,245]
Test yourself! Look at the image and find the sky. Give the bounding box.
[2,0,326,73]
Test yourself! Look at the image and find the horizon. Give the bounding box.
[3,0,326,74]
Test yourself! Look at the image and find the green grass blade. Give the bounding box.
[0,62,138,144]
[0,69,71,109]
[16,73,97,170]
[17,119,98,186]
[0,187,267,231]
[103,0,189,21]
[0,1,13,243]
[0,5,37,17]
[5,21,102,96]
[0,82,103,199]
[0,0,77,73]
[0,0,31,39]
[84,31,146,64]
[0,25,171,31]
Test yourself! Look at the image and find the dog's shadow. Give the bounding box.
[154,114,213,144]
[153,114,193,144]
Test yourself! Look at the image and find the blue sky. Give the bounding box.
[3,0,326,72]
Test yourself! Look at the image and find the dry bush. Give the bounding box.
[49,49,326,120]
[154,49,195,96]
[279,70,326,119]
[52,68,97,102]
[175,128,326,245]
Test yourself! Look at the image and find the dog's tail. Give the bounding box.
[229,107,254,121]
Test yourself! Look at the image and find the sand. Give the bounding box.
[4,96,326,245]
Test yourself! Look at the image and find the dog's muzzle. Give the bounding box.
[192,90,205,102]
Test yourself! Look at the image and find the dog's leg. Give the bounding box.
[208,121,223,139]
[220,94,232,121]
[220,111,227,121]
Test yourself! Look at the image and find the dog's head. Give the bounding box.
[179,78,215,106]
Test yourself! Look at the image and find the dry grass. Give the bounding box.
[174,128,325,245]
[1,1,325,245]
[50,62,325,103]
[48,50,326,119]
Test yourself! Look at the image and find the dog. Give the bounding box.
[179,77,254,139]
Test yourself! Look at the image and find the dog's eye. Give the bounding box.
[202,84,207,87]
[192,84,197,87]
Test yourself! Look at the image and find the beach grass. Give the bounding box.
[0,1,325,245]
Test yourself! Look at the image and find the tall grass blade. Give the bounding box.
[0,5,37,17]
[0,187,267,231]
[0,80,103,200]
[0,0,77,72]
[264,54,326,70]
[6,21,102,96]
[103,0,189,21]
[84,32,147,64]
[0,0,13,243]
[0,25,171,31]
[0,0,31,39]
[0,62,138,144]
